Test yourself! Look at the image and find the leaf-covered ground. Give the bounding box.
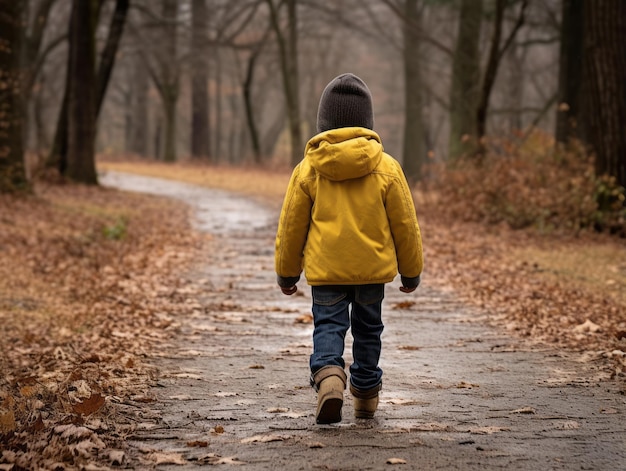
[0,183,205,469]
[1,161,624,468]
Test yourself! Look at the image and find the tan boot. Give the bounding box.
[312,366,347,424]
[350,383,381,419]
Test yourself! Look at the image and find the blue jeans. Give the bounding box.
[310,284,385,391]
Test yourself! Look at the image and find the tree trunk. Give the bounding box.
[243,53,262,163]
[583,0,626,188]
[190,0,211,159]
[158,0,179,162]
[0,0,28,192]
[267,0,302,166]
[243,33,269,164]
[66,0,98,184]
[448,0,482,160]
[402,0,426,183]
[96,0,129,116]
[48,0,127,174]
[20,0,56,154]
[214,47,222,161]
[163,89,177,162]
[130,57,149,156]
[555,0,585,144]
[475,0,527,155]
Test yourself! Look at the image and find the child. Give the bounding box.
[275,73,423,424]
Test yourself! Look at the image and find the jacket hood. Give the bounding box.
[305,127,383,181]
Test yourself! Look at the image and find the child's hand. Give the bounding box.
[400,275,420,293]
[281,285,298,295]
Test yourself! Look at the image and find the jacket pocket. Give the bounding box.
[312,286,348,306]
[355,284,384,305]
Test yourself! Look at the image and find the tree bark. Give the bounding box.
[96,0,129,116]
[583,0,626,188]
[402,0,426,183]
[190,0,211,159]
[0,0,28,192]
[20,0,57,152]
[242,28,270,164]
[555,0,585,144]
[158,0,179,162]
[48,0,128,174]
[66,0,98,184]
[163,90,177,163]
[448,0,482,160]
[243,48,262,163]
[129,56,149,156]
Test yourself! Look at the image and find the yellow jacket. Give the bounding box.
[275,127,423,286]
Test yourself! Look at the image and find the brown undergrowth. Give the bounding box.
[0,183,205,468]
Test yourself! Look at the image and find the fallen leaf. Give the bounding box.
[554,421,580,429]
[398,345,420,351]
[72,393,105,416]
[187,440,209,447]
[456,381,479,389]
[108,450,125,466]
[469,426,510,434]
[267,407,289,413]
[29,414,45,432]
[0,410,16,433]
[200,454,245,465]
[19,385,37,398]
[148,451,187,465]
[392,301,415,310]
[386,398,421,406]
[386,457,407,464]
[309,442,325,448]
[409,423,455,432]
[214,456,244,465]
[213,425,225,434]
[241,434,287,443]
[249,364,265,369]
[572,319,602,334]
[295,314,313,324]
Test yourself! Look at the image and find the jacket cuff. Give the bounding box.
[401,274,421,289]
[277,274,300,288]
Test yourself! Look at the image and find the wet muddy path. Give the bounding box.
[101,172,625,470]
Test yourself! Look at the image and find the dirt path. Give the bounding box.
[101,172,625,470]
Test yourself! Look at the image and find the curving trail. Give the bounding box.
[101,171,625,470]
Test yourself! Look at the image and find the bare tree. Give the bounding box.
[401,0,426,182]
[190,0,211,159]
[266,0,302,166]
[65,0,98,184]
[242,28,270,163]
[555,0,584,144]
[448,0,482,160]
[48,0,129,178]
[128,54,149,156]
[475,0,528,155]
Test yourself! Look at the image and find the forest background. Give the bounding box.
[0,0,625,468]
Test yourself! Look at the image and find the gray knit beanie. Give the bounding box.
[316,73,374,133]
